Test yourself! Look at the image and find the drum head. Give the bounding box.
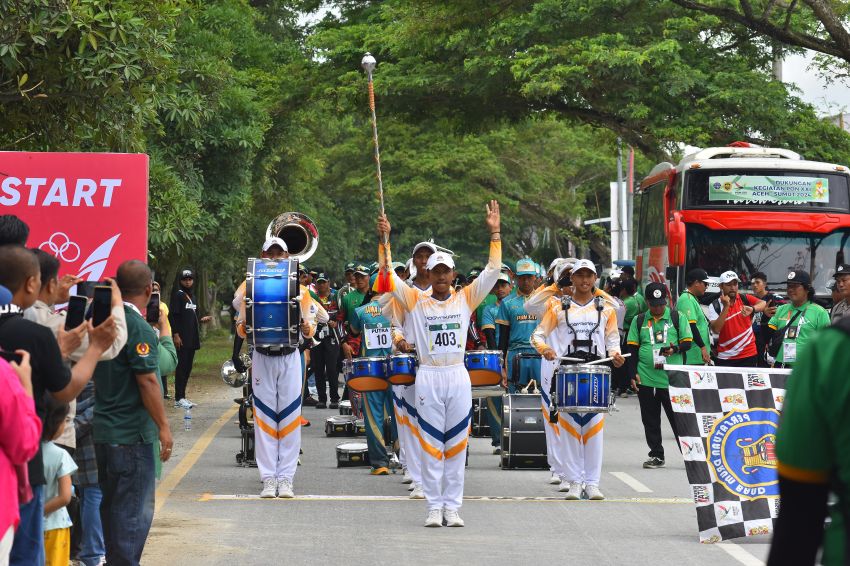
[337,442,367,452]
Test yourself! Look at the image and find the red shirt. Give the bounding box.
[708,293,760,360]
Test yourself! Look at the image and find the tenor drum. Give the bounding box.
[465,350,503,387]
[555,364,613,413]
[386,353,417,385]
[336,442,370,467]
[245,258,300,347]
[500,394,548,469]
[344,357,389,392]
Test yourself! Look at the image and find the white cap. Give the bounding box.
[262,237,288,252]
[571,259,597,275]
[412,241,437,255]
[497,272,511,283]
[426,252,455,271]
[719,270,740,284]
[548,258,565,272]
[406,258,417,279]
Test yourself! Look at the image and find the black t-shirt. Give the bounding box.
[0,306,72,485]
[169,289,200,350]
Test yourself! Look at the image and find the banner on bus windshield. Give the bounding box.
[709,175,828,203]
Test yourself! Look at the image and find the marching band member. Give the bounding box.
[496,258,542,393]
[376,201,501,528]
[349,275,396,475]
[480,272,512,453]
[234,237,322,498]
[530,259,625,500]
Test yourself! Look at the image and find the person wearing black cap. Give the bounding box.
[763,270,830,368]
[626,282,692,469]
[831,264,850,322]
[676,268,712,365]
[310,272,341,408]
[169,268,211,409]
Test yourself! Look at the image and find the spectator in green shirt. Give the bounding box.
[621,279,645,334]
[763,270,830,368]
[626,282,692,470]
[769,319,850,566]
[676,268,712,365]
[93,260,172,566]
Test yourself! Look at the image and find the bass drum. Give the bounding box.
[245,257,300,347]
[500,394,548,470]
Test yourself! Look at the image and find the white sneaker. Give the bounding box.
[424,508,443,527]
[407,482,415,491]
[585,485,605,500]
[175,398,190,409]
[409,484,425,499]
[402,468,413,484]
[443,508,465,527]
[260,478,277,498]
[549,472,561,485]
[277,477,294,498]
[564,481,582,500]
[184,398,198,407]
[558,479,572,493]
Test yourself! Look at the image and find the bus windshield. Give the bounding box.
[684,169,850,211]
[686,225,850,294]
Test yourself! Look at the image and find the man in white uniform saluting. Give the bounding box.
[376,200,502,528]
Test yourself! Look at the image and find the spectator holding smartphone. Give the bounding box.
[0,245,117,566]
[0,348,42,566]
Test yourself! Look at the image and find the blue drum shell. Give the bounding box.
[346,357,389,392]
[247,258,297,347]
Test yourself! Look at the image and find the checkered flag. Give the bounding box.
[665,364,790,543]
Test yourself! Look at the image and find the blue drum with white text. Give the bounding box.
[246,258,299,347]
[555,364,612,413]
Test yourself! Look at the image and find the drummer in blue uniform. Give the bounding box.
[496,258,541,392]
[480,272,513,453]
[349,274,397,475]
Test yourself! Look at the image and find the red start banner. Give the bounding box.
[0,152,149,280]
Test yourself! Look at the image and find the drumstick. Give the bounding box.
[557,356,585,362]
[585,353,632,365]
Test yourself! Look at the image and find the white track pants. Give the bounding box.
[415,365,472,512]
[399,384,422,486]
[539,358,564,477]
[252,351,302,482]
[392,385,407,468]
[555,413,604,486]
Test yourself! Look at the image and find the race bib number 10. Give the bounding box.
[364,324,391,350]
[428,322,463,354]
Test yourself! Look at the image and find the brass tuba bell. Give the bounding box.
[265,212,319,262]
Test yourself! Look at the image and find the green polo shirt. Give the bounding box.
[93,305,160,445]
[776,326,850,565]
[475,293,497,329]
[676,290,710,365]
[623,294,646,332]
[340,289,366,328]
[766,301,831,365]
[626,307,693,388]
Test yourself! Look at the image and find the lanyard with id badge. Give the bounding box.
[649,319,670,369]
[782,306,808,363]
[428,322,464,354]
[363,322,391,350]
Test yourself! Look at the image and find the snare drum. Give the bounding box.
[338,400,353,416]
[555,364,613,413]
[336,442,370,467]
[344,357,389,392]
[325,415,357,437]
[465,350,503,387]
[386,353,417,385]
[245,258,300,347]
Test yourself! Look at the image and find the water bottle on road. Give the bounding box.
[184,407,192,431]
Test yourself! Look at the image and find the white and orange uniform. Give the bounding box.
[530,294,620,487]
[236,284,323,484]
[386,242,501,512]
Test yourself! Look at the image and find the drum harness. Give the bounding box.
[549,296,605,423]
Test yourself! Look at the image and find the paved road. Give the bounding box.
[143,381,770,566]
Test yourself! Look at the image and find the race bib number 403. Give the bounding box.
[428,322,463,354]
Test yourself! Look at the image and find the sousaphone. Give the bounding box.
[265,212,319,262]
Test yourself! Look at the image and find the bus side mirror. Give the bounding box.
[668,212,686,266]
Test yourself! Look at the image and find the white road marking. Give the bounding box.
[610,471,653,493]
[199,493,689,503]
[717,542,765,566]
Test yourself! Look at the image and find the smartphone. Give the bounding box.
[76,281,96,298]
[65,295,88,330]
[91,285,112,327]
[0,350,23,365]
[146,292,161,323]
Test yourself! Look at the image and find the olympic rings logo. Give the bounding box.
[39,232,81,263]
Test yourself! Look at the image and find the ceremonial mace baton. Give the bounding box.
[361,53,387,243]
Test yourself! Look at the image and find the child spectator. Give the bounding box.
[41,397,77,566]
